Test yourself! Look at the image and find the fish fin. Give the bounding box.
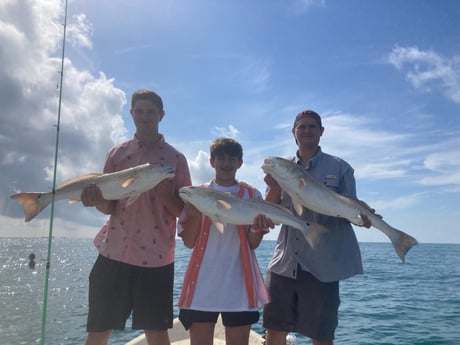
[212,220,225,234]
[216,199,232,210]
[121,177,135,188]
[303,222,328,248]
[291,196,304,216]
[299,178,307,188]
[57,173,102,188]
[126,194,141,206]
[388,228,419,263]
[352,213,364,226]
[10,192,51,222]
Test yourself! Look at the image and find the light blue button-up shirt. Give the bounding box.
[267,147,363,282]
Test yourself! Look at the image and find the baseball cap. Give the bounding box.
[293,110,322,127]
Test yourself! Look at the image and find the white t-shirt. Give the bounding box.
[178,181,263,311]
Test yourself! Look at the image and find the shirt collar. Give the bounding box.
[295,146,323,169]
[134,133,164,148]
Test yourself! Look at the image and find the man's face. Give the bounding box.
[292,117,323,147]
[130,100,164,133]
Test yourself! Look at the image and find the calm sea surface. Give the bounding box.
[0,238,459,345]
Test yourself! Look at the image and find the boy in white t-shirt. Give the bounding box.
[177,137,274,345]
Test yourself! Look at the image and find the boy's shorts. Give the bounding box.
[262,269,340,341]
[179,309,260,330]
[86,255,174,332]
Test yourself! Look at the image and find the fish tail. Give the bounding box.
[10,192,51,222]
[391,229,419,263]
[302,222,328,248]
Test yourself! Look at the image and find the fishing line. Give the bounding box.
[39,0,69,344]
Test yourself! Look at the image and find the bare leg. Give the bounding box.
[225,324,251,345]
[189,322,215,345]
[265,329,288,345]
[144,329,170,345]
[84,330,112,345]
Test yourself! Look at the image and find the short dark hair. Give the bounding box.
[131,89,163,110]
[210,138,243,160]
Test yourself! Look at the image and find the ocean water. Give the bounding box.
[0,238,459,345]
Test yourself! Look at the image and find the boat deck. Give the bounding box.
[125,316,264,345]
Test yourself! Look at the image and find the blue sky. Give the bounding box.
[1,0,459,248]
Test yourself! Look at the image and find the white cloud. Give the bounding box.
[388,46,460,103]
[370,193,423,211]
[321,113,413,177]
[423,147,460,173]
[286,0,326,15]
[308,112,460,193]
[67,13,93,49]
[238,57,272,93]
[420,149,460,191]
[0,0,128,224]
[114,44,153,56]
[187,150,214,185]
[211,124,240,138]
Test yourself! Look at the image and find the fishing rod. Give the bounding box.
[39,0,69,344]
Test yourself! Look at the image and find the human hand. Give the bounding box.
[356,199,382,228]
[360,213,372,228]
[250,214,275,234]
[81,183,105,207]
[264,174,280,189]
[264,174,282,204]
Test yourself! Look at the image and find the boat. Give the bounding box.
[125,316,265,345]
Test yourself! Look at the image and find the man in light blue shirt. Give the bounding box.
[263,110,372,345]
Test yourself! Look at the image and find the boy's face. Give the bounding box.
[210,154,242,186]
[130,99,164,134]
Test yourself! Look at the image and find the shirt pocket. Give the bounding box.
[323,175,339,192]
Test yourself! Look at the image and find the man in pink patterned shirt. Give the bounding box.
[81,89,191,345]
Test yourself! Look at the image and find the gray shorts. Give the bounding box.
[86,255,174,332]
[262,269,340,341]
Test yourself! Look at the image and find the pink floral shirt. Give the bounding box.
[93,135,191,267]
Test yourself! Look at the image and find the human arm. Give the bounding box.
[356,199,382,228]
[154,179,184,217]
[81,183,116,215]
[159,153,191,217]
[179,203,202,249]
[248,213,274,249]
[339,164,379,228]
[264,174,282,204]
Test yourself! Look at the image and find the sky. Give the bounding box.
[1,0,459,248]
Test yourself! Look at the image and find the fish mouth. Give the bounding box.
[263,157,276,165]
[261,158,275,172]
[178,187,191,200]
